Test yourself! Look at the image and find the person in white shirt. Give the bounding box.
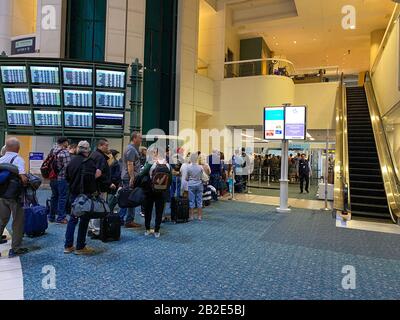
[0,137,29,257]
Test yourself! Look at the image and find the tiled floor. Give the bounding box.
[0,229,24,300]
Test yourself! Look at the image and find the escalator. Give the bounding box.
[346,86,391,219]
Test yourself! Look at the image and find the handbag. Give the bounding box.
[128,187,145,207]
[71,194,110,219]
[117,187,145,208]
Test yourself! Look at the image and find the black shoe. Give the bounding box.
[306,190,310,194]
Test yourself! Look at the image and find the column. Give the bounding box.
[0,0,12,55]
[370,29,385,69]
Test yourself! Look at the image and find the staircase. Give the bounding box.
[346,86,391,219]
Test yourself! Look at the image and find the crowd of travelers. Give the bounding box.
[0,134,255,258]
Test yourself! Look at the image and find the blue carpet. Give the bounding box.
[19,191,400,300]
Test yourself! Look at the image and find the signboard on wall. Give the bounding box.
[264,107,285,140]
[29,152,44,175]
[11,36,36,55]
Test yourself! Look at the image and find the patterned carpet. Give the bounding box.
[19,195,400,300]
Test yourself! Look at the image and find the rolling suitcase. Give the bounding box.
[24,196,48,238]
[100,213,121,242]
[170,183,189,223]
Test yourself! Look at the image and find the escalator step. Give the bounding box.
[351,195,388,206]
[347,162,380,169]
[351,188,386,197]
[351,210,391,219]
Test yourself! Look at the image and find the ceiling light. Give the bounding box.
[276,43,279,46]
[350,25,356,30]
[313,38,317,41]
[293,41,297,44]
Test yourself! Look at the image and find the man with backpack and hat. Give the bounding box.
[0,137,29,257]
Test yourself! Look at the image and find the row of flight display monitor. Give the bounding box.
[6,110,124,130]
[0,65,126,88]
[2,87,124,109]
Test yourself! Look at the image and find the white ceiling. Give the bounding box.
[226,0,395,74]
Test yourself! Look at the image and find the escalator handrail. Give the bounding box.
[334,73,351,212]
[364,72,400,223]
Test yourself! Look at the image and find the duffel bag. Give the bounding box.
[71,194,110,219]
[117,187,145,208]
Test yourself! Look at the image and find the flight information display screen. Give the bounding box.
[3,88,30,105]
[63,67,93,86]
[7,110,32,126]
[30,66,59,84]
[96,69,126,88]
[34,110,62,127]
[64,90,93,107]
[32,88,61,106]
[0,66,27,83]
[96,91,125,109]
[95,113,124,130]
[64,111,93,128]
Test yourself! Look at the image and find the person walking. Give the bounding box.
[140,147,172,238]
[0,137,29,257]
[298,154,312,194]
[64,141,100,255]
[120,132,143,228]
[187,153,204,221]
[49,137,71,224]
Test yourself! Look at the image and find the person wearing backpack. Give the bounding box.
[48,137,71,224]
[0,138,29,258]
[139,147,172,238]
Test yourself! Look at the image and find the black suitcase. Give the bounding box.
[170,197,189,223]
[100,213,121,242]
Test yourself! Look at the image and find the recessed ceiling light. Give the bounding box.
[350,25,356,30]
[293,41,297,44]
[275,43,279,46]
[313,38,317,41]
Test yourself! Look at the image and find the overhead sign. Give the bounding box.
[11,37,36,55]
[264,107,284,140]
[285,106,307,140]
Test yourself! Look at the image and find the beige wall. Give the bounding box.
[213,75,295,127]
[372,22,400,116]
[294,82,339,130]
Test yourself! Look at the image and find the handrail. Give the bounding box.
[371,4,400,75]
[224,58,296,78]
[334,73,350,213]
[365,72,400,224]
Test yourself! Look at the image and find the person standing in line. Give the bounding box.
[140,147,172,238]
[298,153,312,194]
[0,138,29,257]
[187,153,204,221]
[108,149,122,213]
[64,141,101,255]
[88,138,115,238]
[120,132,143,228]
[49,137,71,224]
[68,144,78,156]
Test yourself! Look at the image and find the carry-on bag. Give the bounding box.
[100,212,121,242]
[170,182,189,223]
[24,194,48,238]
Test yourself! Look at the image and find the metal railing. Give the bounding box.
[224,58,296,79]
[364,72,400,224]
[334,73,350,213]
[294,66,340,83]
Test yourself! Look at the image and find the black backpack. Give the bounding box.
[0,156,23,200]
[151,163,171,193]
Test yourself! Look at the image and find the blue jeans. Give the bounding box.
[50,179,69,222]
[188,184,204,209]
[119,180,137,224]
[64,195,91,250]
[170,176,181,200]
